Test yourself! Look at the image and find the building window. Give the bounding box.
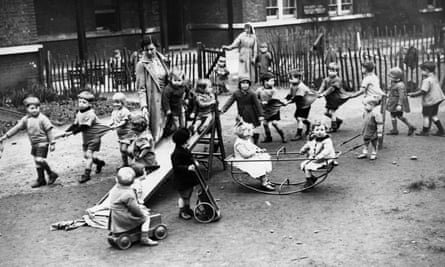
[94,0,120,31]
[328,0,353,16]
[267,0,297,20]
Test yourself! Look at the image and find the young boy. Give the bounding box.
[408,61,445,136]
[256,42,273,82]
[285,69,315,141]
[162,68,187,133]
[214,57,230,94]
[170,128,199,220]
[110,92,135,168]
[109,167,158,246]
[349,61,385,103]
[386,67,416,136]
[358,98,383,160]
[0,96,58,188]
[190,79,216,134]
[317,63,350,132]
[256,72,286,143]
[63,91,109,183]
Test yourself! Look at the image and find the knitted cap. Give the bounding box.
[388,67,403,80]
[112,92,126,103]
[117,167,136,186]
[420,61,435,72]
[327,62,339,71]
[23,96,40,107]
[78,91,95,102]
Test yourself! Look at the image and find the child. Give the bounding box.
[214,57,230,94]
[189,79,216,134]
[255,42,273,82]
[127,115,159,176]
[285,69,316,141]
[408,61,445,136]
[317,62,350,132]
[63,91,109,183]
[162,68,187,133]
[221,77,264,144]
[170,128,200,220]
[386,67,416,136]
[357,98,383,160]
[256,72,286,143]
[110,92,135,168]
[0,96,58,188]
[299,122,336,189]
[109,167,158,246]
[349,61,385,103]
[233,121,274,190]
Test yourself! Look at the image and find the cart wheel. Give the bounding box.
[194,202,215,223]
[153,224,168,240]
[116,234,133,250]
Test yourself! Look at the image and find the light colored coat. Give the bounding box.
[226,32,257,81]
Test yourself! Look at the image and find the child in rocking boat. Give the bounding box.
[299,122,336,189]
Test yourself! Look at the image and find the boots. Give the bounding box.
[93,158,106,173]
[40,161,58,185]
[328,120,338,133]
[432,120,445,136]
[303,120,311,136]
[253,133,260,145]
[79,169,91,183]
[302,177,314,192]
[262,124,272,143]
[179,206,194,220]
[387,119,399,135]
[260,175,275,191]
[416,127,429,136]
[140,232,158,246]
[335,118,343,131]
[31,168,46,188]
[291,128,303,141]
[273,124,287,143]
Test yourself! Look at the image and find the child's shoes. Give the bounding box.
[369,153,377,160]
[95,160,106,174]
[386,129,399,135]
[179,207,194,220]
[47,172,59,185]
[261,136,272,143]
[357,153,367,159]
[407,126,416,136]
[79,169,91,183]
[140,234,159,246]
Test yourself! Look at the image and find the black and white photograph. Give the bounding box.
[0,0,444,265]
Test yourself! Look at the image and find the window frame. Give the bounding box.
[266,0,297,20]
[328,0,353,16]
[94,0,120,32]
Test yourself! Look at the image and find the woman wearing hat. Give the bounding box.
[221,77,264,144]
[136,35,170,143]
[222,23,257,82]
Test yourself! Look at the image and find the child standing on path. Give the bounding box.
[317,63,350,132]
[0,96,58,187]
[110,93,135,168]
[62,91,109,183]
[256,42,273,82]
[408,61,445,136]
[256,72,286,143]
[349,61,385,103]
[385,67,416,136]
[214,57,230,94]
[162,68,187,133]
[109,167,158,246]
[357,98,383,160]
[221,77,264,144]
[190,79,216,134]
[285,69,316,141]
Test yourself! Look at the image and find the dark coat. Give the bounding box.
[171,145,199,191]
[221,89,264,126]
[162,83,185,116]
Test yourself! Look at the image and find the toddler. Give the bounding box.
[349,61,385,103]
[255,42,273,82]
[162,68,187,134]
[190,79,216,134]
[357,98,383,160]
[214,57,230,94]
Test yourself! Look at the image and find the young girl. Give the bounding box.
[214,57,230,94]
[110,92,135,168]
[300,122,336,189]
[386,67,416,136]
[221,77,264,144]
[317,63,350,132]
[256,72,286,143]
[127,115,159,176]
[349,61,385,103]
[190,79,216,134]
[170,128,200,220]
[109,167,158,246]
[286,69,316,141]
[162,68,188,135]
[233,120,274,191]
[358,98,383,160]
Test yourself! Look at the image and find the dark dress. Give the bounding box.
[221,89,264,127]
[171,146,199,191]
[162,83,186,116]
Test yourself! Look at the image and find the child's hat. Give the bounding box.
[260,72,275,82]
[172,127,190,145]
[23,96,40,107]
[238,76,251,84]
[289,69,304,77]
[112,92,126,103]
[78,91,95,102]
[196,78,211,90]
[361,61,375,72]
[117,167,136,186]
[420,61,435,72]
[388,67,403,80]
[363,97,379,106]
[327,62,339,71]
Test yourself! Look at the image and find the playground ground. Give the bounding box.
[0,89,445,266]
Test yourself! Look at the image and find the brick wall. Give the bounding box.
[0,53,40,90]
[0,0,38,46]
[242,0,266,23]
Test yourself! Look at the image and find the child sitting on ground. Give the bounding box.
[127,115,159,176]
[162,68,187,134]
[110,92,135,168]
[214,57,230,94]
[285,69,316,141]
[300,122,336,189]
[358,98,383,160]
[170,128,200,220]
[0,96,58,187]
[408,61,445,136]
[62,91,109,183]
[233,120,274,191]
[109,167,158,246]
[190,79,216,134]
[386,67,416,136]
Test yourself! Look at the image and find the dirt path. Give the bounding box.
[0,92,444,266]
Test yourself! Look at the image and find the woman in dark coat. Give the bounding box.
[221,77,264,144]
